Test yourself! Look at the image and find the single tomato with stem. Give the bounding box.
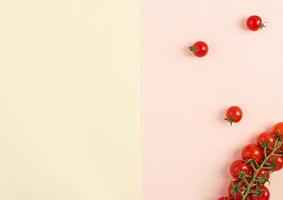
[188,41,208,57]
[230,160,251,178]
[242,144,263,163]
[247,185,270,200]
[257,132,276,149]
[225,106,243,126]
[267,155,283,171]
[256,169,270,184]
[246,15,265,31]
[228,179,248,200]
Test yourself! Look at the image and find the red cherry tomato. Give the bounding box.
[225,106,243,126]
[218,197,234,200]
[257,169,270,183]
[248,185,270,200]
[228,180,247,200]
[242,144,263,162]
[230,160,251,178]
[268,155,283,171]
[246,15,265,31]
[273,122,283,136]
[188,41,208,57]
[257,132,276,149]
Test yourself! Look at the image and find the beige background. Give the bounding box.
[0,0,139,199]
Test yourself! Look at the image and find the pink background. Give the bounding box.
[142,0,283,199]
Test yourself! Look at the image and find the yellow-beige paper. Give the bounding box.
[0,0,140,199]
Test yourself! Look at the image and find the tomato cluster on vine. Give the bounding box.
[218,122,283,200]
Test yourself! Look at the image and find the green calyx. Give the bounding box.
[260,22,266,29]
[188,45,198,52]
[231,183,243,193]
[225,117,234,126]
[250,186,264,196]
[256,175,269,184]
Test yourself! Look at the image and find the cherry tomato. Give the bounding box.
[230,160,251,178]
[257,132,276,149]
[228,180,247,200]
[188,41,208,57]
[273,122,283,136]
[257,169,270,179]
[248,185,270,200]
[242,144,263,162]
[246,15,265,31]
[218,197,234,200]
[225,106,243,126]
[268,155,283,171]
[256,169,270,183]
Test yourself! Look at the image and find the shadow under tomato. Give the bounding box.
[219,108,226,122]
[240,18,247,30]
[183,46,195,58]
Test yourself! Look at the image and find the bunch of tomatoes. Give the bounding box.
[218,122,283,200]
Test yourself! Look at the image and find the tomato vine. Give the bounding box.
[219,122,283,200]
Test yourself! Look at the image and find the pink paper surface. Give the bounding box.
[142,0,283,199]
